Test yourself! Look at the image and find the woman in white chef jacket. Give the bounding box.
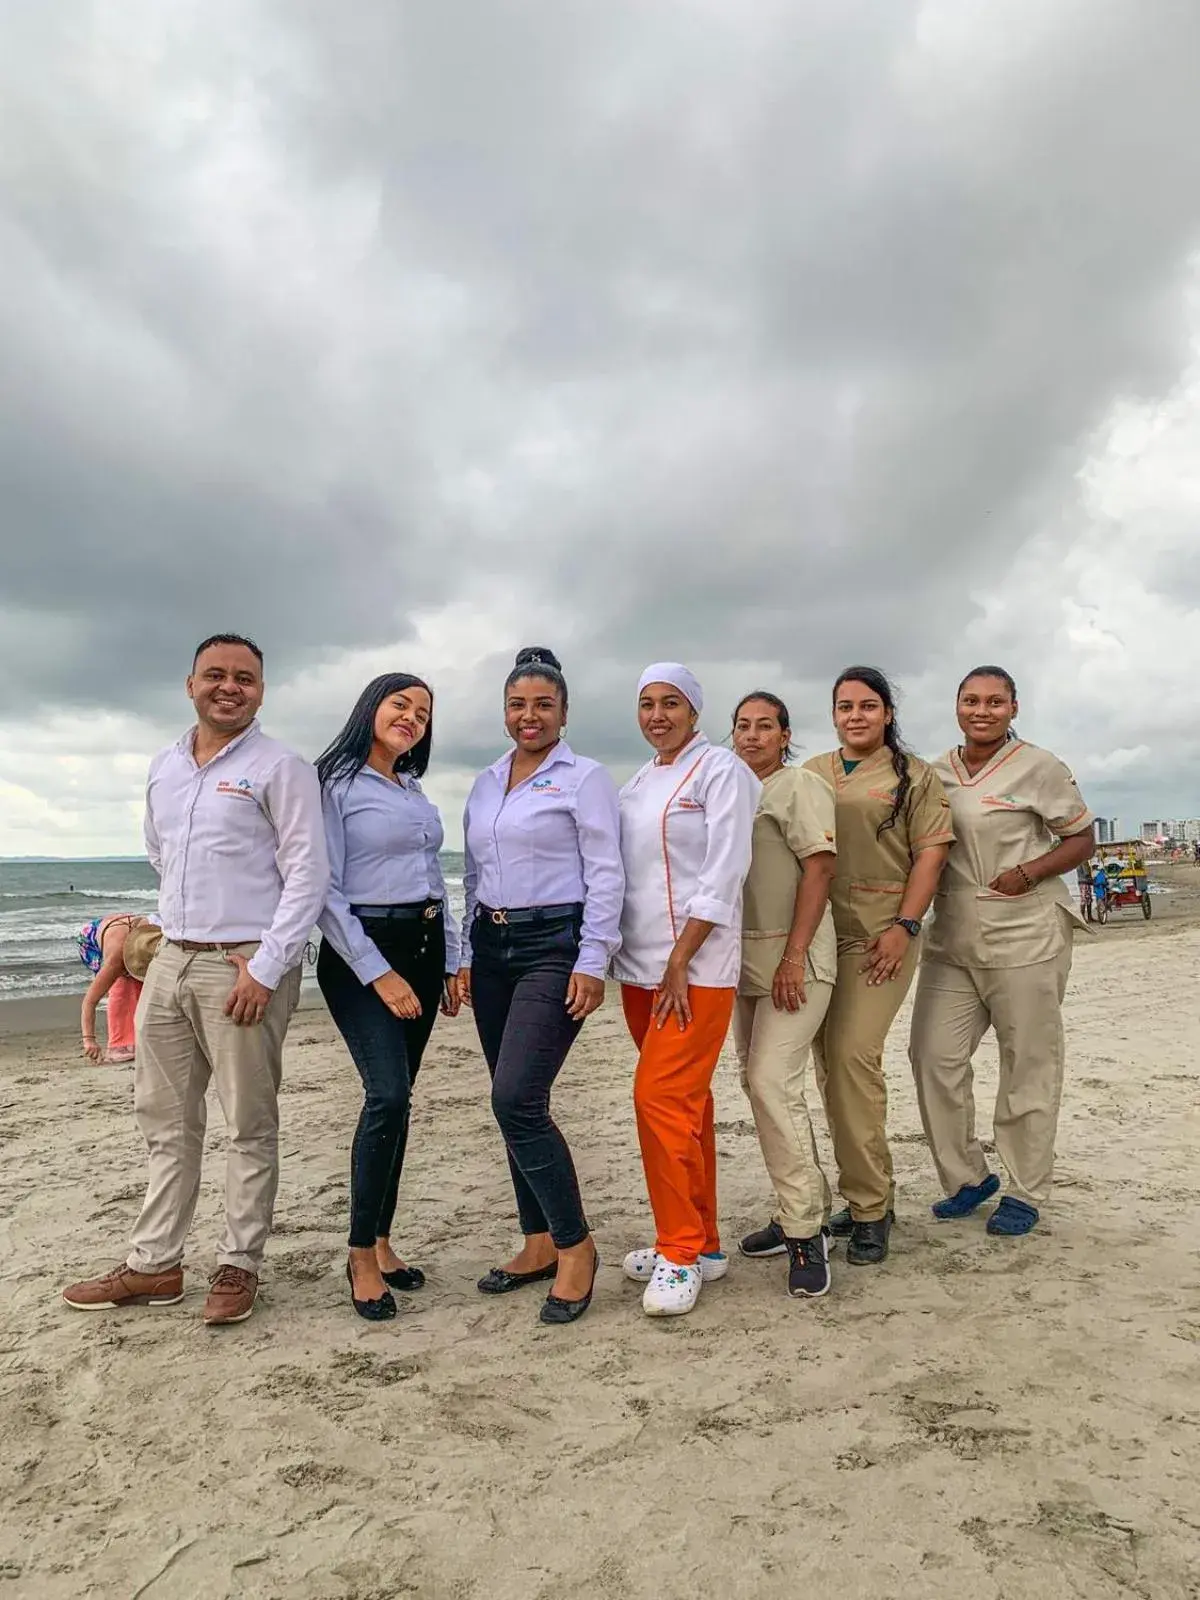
[909,666,1095,1236]
[613,662,760,1316]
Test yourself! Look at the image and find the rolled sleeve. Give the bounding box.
[780,771,837,861]
[1040,758,1094,837]
[573,766,625,978]
[247,755,330,989]
[683,755,759,930]
[315,783,391,985]
[460,795,478,968]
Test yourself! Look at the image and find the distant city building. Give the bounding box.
[1139,819,1199,845]
[1095,817,1117,845]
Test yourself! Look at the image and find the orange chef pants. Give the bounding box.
[622,984,735,1266]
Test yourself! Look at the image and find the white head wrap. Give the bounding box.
[636,661,704,714]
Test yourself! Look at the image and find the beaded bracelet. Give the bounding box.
[778,955,804,968]
[1016,864,1035,892]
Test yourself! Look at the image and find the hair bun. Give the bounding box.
[514,646,562,672]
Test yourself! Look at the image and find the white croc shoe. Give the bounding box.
[623,1247,728,1284]
[642,1257,703,1317]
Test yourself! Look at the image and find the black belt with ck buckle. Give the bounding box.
[476,902,583,926]
[351,900,443,921]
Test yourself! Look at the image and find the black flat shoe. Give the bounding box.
[539,1249,600,1326]
[477,1262,557,1295]
[380,1263,426,1292]
[346,1261,397,1321]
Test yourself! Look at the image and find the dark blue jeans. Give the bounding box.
[470,910,589,1250]
[317,916,445,1249]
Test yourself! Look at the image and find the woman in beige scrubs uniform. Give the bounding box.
[731,692,839,1300]
[909,666,1095,1237]
[799,667,954,1267]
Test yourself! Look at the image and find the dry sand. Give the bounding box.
[2,879,1199,1599]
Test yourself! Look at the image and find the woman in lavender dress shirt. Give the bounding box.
[459,648,624,1325]
[316,674,461,1322]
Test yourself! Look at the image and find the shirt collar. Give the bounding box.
[654,730,709,767]
[179,719,261,766]
[487,739,577,783]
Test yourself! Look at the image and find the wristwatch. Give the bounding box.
[893,917,922,938]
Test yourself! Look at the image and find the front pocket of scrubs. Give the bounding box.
[975,891,1048,949]
[846,881,904,943]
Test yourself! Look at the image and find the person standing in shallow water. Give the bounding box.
[460,648,623,1326]
[760,667,953,1270]
[731,693,840,1300]
[315,673,463,1322]
[909,667,1094,1237]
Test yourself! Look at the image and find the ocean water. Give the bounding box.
[0,856,468,1003]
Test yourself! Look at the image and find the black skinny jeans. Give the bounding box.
[317,914,445,1249]
[470,909,589,1250]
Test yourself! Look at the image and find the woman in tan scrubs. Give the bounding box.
[909,666,1095,1236]
[797,668,954,1267]
[731,692,839,1299]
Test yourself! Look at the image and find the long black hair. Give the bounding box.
[505,646,568,713]
[957,664,1020,741]
[732,689,795,763]
[833,666,911,837]
[316,673,433,789]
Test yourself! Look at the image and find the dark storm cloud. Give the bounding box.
[3,0,1200,787]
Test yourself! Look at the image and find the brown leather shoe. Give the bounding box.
[63,1263,184,1311]
[203,1266,258,1326]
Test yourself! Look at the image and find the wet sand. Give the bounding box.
[1,900,1198,1598]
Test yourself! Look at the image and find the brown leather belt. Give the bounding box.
[168,939,228,953]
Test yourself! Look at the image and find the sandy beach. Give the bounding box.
[2,883,1199,1599]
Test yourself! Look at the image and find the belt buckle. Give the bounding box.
[423,904,438,921]
[491,909,508,926]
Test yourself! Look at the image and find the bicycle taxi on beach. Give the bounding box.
[1077,840,1152,924]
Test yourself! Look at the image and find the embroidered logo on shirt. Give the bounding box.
[216,778,256,801]
[530,778,562,794]
[981,792,1024,810]
[673,797,704,810]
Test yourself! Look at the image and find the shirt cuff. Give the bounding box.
[573,941,610,980]
[247,952,285,990]
[350,949,391,985]
[686,894,737,928]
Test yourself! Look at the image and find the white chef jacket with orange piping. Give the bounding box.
[612,733,761,990]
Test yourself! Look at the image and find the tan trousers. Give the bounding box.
[908,947,1072,1209]
[813,940,919,1222]
[126,941,302,1275]
[734,983,833,1240]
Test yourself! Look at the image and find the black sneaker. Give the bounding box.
[786,1230,831,1298]
[828,1206,854,1239]
[846,1210,894,1266]
[738,1219,788,1258]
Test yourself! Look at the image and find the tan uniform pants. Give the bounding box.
[126,941,302,1276]
[908,947,1072,1209]
[813,940,919,1222]
[733,982,833,1240]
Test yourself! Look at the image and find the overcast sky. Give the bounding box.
[3,0,1200,856]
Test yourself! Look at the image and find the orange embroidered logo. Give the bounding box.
[981,793,1023,810]
[674,798,703,811]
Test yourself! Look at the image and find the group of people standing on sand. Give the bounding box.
[62,631,1094,1330]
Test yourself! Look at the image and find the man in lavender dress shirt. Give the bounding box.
[64,635,330,1327]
